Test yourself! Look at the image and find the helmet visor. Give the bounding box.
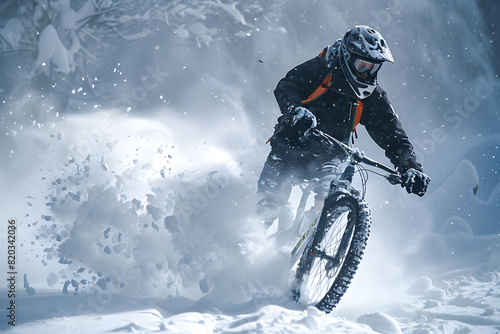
[352,58,382,75]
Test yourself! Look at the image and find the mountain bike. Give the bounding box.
[288,128,402,313]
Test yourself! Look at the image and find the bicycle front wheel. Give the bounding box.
[292,192,372,312]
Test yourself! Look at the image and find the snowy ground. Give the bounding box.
[3,270,500,333]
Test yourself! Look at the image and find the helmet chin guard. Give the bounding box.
[339,25,394,99]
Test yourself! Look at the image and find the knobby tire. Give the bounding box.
[292,192,372,312]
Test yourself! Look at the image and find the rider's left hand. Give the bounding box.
[401,168,430,197]
[290,106,317,135]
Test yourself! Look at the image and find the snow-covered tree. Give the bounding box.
[0,0,288,110]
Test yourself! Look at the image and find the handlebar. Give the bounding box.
[305,129,402,185]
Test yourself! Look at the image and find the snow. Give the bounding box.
[392,274,500,333]
[215,0,250,27]
[358,312,402,334]
[4,271,500,333]
[3,302,376,334]
[0,19,22,48]
[1,0,499,333]
[35,25,73,75]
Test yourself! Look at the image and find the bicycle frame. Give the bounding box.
[289,129,402,266]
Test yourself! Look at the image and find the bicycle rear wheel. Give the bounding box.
[292,192,372,312]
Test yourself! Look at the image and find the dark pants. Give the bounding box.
[257,135,340,222]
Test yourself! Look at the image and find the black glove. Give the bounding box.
[289,106,317,134]
[401,168,431,197]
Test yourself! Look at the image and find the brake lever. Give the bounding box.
[351,148,365,161]
[385,173,402,185]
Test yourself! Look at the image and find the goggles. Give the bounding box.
[352,58,382,75]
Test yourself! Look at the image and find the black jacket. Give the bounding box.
[273,53,422,172]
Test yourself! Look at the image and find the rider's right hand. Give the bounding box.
[289,106,317,134]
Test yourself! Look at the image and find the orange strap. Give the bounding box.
[300,73,332,105]
[300,75,364,132]
[300,47,330,105]
[299,47,364,134]
[353,100,364,131]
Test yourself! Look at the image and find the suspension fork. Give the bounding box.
[291,186,312,232]
[327,160,357,199]
[340,162,356,183]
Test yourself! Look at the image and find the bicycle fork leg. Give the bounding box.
[314,198,324,214]
[291,188,311,232]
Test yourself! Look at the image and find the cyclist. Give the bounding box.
[258,25,430,224]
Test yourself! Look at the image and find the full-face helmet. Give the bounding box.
[339,25,394,99]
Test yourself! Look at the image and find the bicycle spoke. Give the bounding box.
[299,207,354,305]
